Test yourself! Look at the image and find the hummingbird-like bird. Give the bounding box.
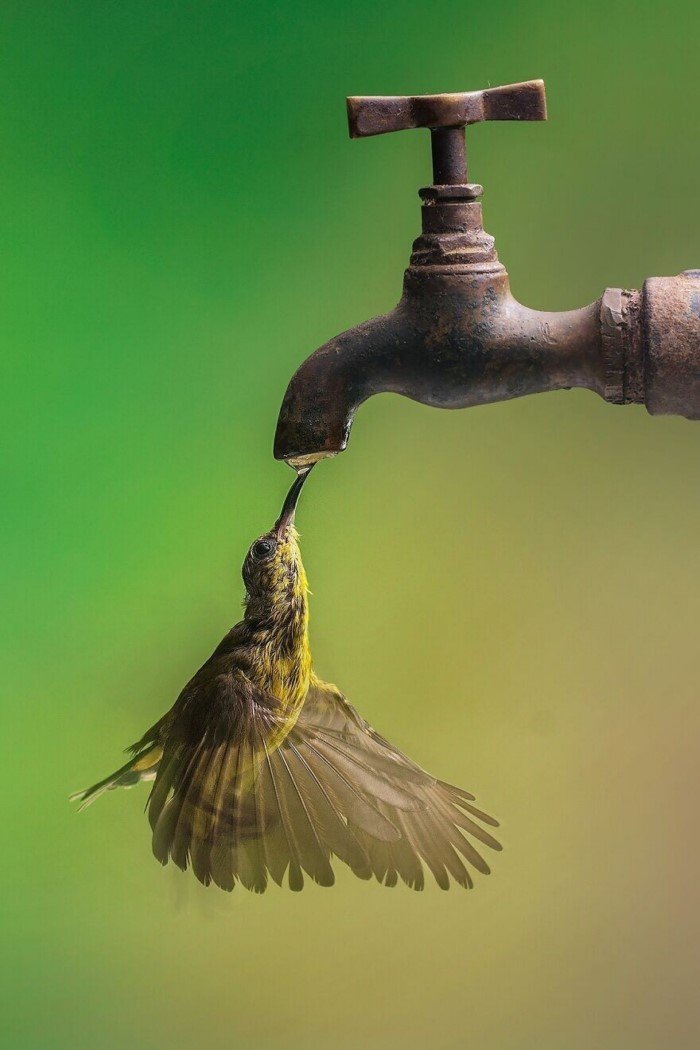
[72,471,501,891]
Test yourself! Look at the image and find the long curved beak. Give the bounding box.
[274,467,314,537]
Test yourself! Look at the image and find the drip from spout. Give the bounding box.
[286,451,338,472]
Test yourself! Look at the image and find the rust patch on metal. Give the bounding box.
[600,288,644,404]
[644,273,700,419]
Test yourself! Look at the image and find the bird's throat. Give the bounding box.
[247,591,311,719]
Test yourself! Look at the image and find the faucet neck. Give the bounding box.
[409,193,504,273]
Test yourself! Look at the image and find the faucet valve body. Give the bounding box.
[410,199,501,271]
[274,80,700,464]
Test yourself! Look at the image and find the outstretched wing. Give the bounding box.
[148,672,500,892]
[147,670,375,891]
[296,677,502,890]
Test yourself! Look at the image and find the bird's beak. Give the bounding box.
[275,466,314,538]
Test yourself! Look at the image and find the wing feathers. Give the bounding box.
[145,676,500,892]
[285,740,371,880]
[299,738,402,842]
[271,744,335,887]
[261,736,304,889]
[307,734,422,810]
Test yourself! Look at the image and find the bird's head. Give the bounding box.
[242,470,312,610]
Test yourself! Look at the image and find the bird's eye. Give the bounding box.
[251,538,276,561]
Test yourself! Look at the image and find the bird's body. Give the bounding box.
[72,474,501,891]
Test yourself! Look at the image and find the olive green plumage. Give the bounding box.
[72,471,501,891]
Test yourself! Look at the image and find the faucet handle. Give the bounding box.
[347,79,546,185]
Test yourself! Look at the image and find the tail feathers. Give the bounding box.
[70,746,163,811]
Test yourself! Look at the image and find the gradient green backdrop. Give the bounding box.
[3,2,700,1048]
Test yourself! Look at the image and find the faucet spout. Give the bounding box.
[273,256,608,466]
[273,313,402,468]
[275,262,700,467]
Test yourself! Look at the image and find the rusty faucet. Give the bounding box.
[274,80,700,467]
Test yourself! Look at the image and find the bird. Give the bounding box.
[71,469,501,891]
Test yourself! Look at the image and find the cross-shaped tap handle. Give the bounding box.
[347,79,546,185]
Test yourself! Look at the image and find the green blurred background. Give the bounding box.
[2,2,699,1047]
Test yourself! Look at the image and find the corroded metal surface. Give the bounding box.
[644,272,700,419]
[274,80,699,464]
[347,80,547,138]
[348,79,546,190]
[600,287,644,405]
